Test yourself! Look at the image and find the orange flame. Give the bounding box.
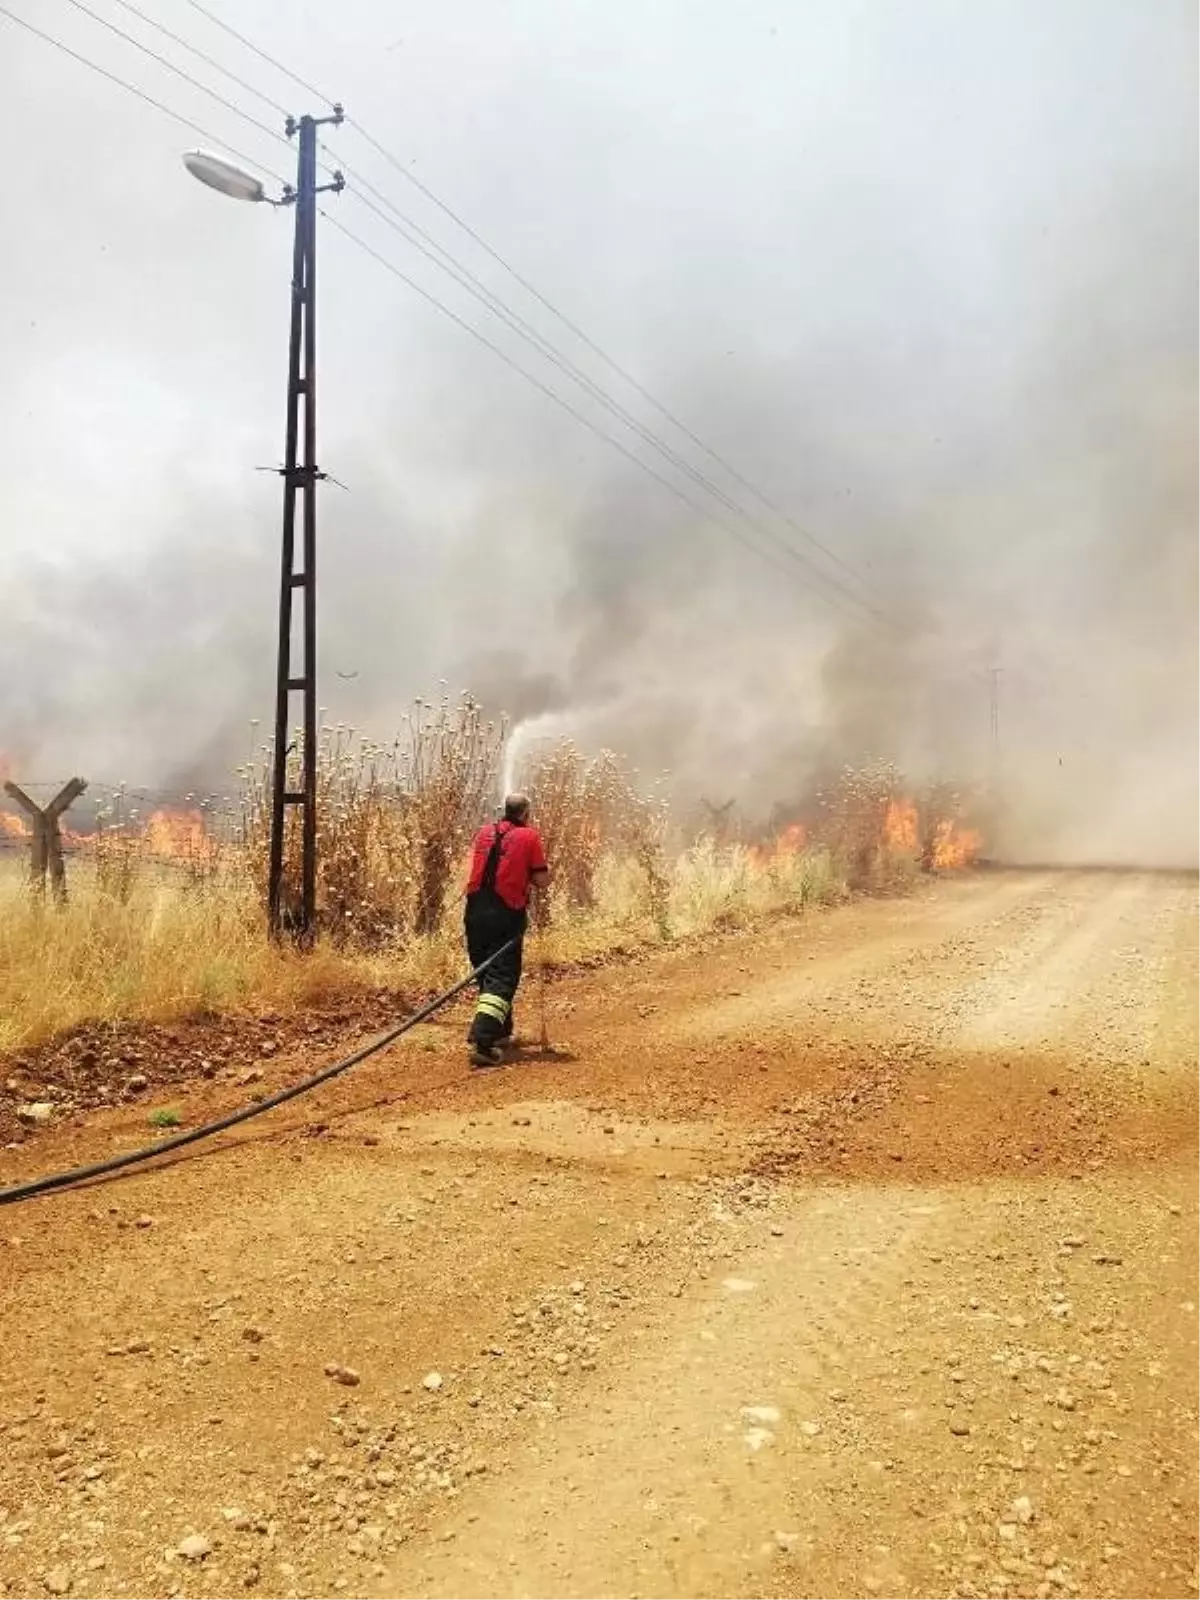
[775,821,807,856]
[929,818,982,869]
[0,810,30,841]
[746,819,808,867]
[143,808,217,861]
[883,798,919,853]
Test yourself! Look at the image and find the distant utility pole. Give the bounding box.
[184,109,344,943]
[267,109,346,941]
[988,665,1002,775]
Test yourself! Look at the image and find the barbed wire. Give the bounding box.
[2,778,240,801]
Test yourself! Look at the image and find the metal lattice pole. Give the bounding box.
[267,108,343,941]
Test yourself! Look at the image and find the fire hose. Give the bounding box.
[0,938,519,1207]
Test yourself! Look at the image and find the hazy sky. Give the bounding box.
[1,0,1195,860]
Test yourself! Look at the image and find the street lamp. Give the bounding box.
[182,150,269,204]
[183,112,344,942]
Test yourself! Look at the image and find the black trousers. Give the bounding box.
[464,894,526,1046]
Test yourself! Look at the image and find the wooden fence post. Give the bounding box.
[3,778,88,905]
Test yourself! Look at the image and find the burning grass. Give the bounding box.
[0,696,984,1055]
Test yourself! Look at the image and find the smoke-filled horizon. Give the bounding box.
[1,0,1195,865]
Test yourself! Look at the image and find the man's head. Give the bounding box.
[503,792,531,825]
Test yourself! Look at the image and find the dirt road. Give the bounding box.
[2,870,1196,1600]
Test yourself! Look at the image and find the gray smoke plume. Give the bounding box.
[1,0,1194,863]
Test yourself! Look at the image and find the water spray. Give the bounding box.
[499,709,577,803]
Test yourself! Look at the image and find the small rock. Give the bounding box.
[17,1102,54,1127]
[775,1531,800,1552]
[741,1405,781,1426]
[135,1214,154,1230]
[949,1420,972,1437]
[1011,1495,1035,1525]
[325,1364,360,1388]
[43,1568,72,1596]
[422,1371,444,1392]
[770,1225,785,1237]
[242,1326,266,1344]
[1054,1388,1077,1412]
[125,1074,149,1094]
[178,1534,212,1562]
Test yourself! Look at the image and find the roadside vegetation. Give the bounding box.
[0,695,981,1054]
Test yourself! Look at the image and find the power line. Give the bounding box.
[107,0,291,119]
[0,2,288,184]
[94,0,880,614]
[56,0,295,160]
[179,0,334,108]
[340,180,888,620]
[8,1,897,624]
[343,115,882,602]
[166,0,888,607]
[323,211,867,620]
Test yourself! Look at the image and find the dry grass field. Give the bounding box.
[0,697,981,1056]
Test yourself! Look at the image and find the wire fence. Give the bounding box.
[0,776,246,856]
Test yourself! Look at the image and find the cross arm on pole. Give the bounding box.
[3,781,42,819]
[46,777,88,821]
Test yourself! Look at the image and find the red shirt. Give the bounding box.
[465,821,548,912]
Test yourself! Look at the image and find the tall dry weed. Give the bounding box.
[238,695,503,940]
[522,744,632,925]
[0,688,976,1054]
[400,695,504,934]
[815,760,915,890]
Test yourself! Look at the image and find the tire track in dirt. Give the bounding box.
[378,1186,938,1600]
[383,872,1197,1600]
[748,872,1197,1187]
[1,872,1195,1600]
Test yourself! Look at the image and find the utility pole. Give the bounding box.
[267,109,345,941]
[988,665,1002,775]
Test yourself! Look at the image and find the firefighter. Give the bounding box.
[463,792,550,1068]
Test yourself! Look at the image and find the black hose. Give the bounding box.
[0,938,517,1206]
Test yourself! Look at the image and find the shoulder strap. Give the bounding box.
[480,821,510,892]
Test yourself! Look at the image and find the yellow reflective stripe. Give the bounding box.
[475,994,510,1022]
